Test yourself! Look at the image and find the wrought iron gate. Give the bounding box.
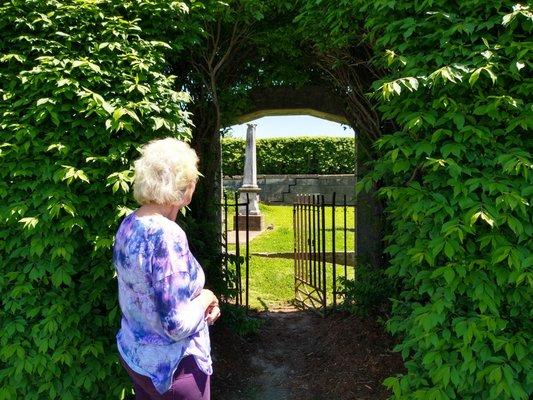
[220,192,251,310]
[293,193,355,314]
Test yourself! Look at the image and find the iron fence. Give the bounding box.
[293,193,356,314]
[219,191,355,315]
[220,192,250,310]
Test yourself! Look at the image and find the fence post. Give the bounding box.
[234,192,241,306]
[223,192,228,275]
[245,193,250,311]
[293,196,298,305]
[320,194,326,313]
[331,192,337,308]
[343,194,348,281]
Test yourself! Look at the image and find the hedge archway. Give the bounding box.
[1,1,530,399]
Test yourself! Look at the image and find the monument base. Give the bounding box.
[233,214,264,231]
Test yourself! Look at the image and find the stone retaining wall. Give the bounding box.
[223,174,356,205]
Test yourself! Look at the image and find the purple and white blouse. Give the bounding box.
[113,212,212,394]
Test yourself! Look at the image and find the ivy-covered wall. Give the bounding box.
[1,0,531,399]
[222,137,356,176]
[363,1,532,398]
[0,1,191,399]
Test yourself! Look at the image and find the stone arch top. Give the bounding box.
[230,86,349,126]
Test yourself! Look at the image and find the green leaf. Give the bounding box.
[443,267,455,284]
[453,113,465,130]
[36,98,55,106]
[444,241,455,258]
[470,210,494,227]
[469,69,481,86]
[19,217,39,229]
[112,108,126,121]
[485,67,497,84]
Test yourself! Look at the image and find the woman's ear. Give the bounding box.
[181,181,196,207]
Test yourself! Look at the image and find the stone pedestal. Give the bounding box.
[233,214,265,231]
[238,186,261,215]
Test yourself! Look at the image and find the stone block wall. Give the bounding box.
[223,174,356,205]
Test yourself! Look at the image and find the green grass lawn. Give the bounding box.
[227,204,356,253]
[241,255,352,310]
[246,256,294,310]
[225,204,356,310]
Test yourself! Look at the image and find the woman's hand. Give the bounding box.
[200,288,218,308]
[201,288,220,325]
[205,305,221,326]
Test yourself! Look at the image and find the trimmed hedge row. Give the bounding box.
[222,137,356,176]
[364,1,533,399]
[0,1,191,399]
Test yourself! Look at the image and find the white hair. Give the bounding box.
[133,138,199,206]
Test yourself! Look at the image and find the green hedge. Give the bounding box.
[362,1,532,399]
[222,137,356,176]
[0,1,191,399]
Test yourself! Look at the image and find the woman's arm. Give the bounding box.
[153,275,216,341]
[151,231,218,342]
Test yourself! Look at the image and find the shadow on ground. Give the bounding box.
[210,307,404,400]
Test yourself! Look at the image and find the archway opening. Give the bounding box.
[221,115,357,311]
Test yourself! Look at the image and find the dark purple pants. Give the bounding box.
[120,354,210,400]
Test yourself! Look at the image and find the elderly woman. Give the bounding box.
[113,138,220,400]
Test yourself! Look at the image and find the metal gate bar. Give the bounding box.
[293,192,356,314]
[220,192,250,310]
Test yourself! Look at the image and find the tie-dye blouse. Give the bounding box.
[113,212,212,394]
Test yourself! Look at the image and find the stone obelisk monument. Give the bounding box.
[235,124,264,231]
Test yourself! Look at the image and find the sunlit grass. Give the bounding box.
[226,204,356,253]
[228,254,354,310]
[224,204,356,310]
[246,256,294,310]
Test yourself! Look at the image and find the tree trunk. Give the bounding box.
[184,106,225,291]
[189,106,222,235]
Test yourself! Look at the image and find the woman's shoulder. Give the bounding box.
[135,214,188,245]
[116,212,188,252]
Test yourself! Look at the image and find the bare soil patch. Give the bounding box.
[211,307,404,400]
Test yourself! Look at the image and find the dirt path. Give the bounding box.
[211,307,403,400]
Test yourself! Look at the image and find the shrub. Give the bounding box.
[0,1,191,399]
[362,1,532,398]
[219,303,263,337]
[339,265,395,318]
[222,136,356,176]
